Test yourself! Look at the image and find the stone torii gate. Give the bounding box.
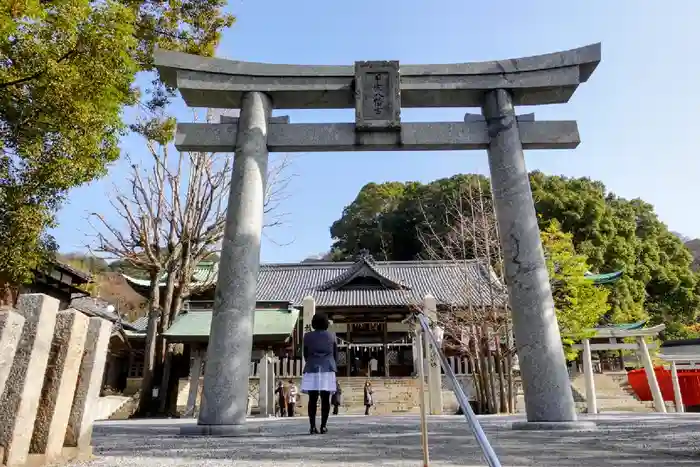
[155,43,601,434]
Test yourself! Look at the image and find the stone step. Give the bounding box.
[108,395,140,420]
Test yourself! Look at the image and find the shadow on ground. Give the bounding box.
[74,413,700,466]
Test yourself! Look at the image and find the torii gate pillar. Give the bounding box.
[483,89,584,428]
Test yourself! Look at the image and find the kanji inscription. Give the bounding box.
[354,61,401,131]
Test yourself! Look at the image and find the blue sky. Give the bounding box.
[52,0,700,263]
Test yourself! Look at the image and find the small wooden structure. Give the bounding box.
[20,260,91,309]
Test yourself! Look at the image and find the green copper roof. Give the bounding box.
[584,270,623,285]
[123,261,218,288]
[163,307,299,340]
[595,320,647,331]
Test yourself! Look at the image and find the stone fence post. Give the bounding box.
[0,294,58,466]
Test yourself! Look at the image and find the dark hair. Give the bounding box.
[311,312,329,331]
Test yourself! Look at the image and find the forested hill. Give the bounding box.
[58,253,147,322]
[670,232,700,272]
[684,239,700,272]
[329,172,700,339]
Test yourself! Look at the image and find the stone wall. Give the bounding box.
[0,294,111,467]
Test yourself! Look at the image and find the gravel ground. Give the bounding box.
[65,413,700,466]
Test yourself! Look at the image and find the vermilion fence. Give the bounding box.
[627,367,700,406]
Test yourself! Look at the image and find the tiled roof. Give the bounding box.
[124,258,507,308]
[70,297,140,333]
[129,316,148,332]
[53,260,92,283]
[317,258,408,291]
[258,259,506,308]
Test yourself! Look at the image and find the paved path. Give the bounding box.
[68,413,700,466]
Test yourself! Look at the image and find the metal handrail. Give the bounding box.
[417,313,502,467]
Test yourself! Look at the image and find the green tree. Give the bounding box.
[329,173,700,330]
[0,0,234,304]
[541,220,610,358]
[529,172,699,331]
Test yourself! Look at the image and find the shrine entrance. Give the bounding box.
[336,322,414,377]
[154,43,602,433]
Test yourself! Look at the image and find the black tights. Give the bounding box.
[307,390,331,428]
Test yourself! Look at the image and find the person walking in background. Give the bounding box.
[301,313,338,434]
[369,356,378,376]
[275,380,286,417]
[287,379,298,417]
[331,380,342,415]
[364,379,374,415]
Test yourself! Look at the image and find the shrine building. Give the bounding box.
[118,254,506,389]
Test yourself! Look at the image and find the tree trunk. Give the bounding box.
[487,351,498,413]
[165,343,185,415]
[495,343,506,413]
[481,324,498,414]
[478,366,490,413]
[476,337,493,413]
[506,353,514,413]
[153,271,178,414]
[158,343,175,414]
[472,358,485,414]
[170,288,184,326]
[504,315,515,413]
[473,339,489,414]
[136,272,161,416]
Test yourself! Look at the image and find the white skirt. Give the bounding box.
[300,371,336,393]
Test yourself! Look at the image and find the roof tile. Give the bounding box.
[124,259,507,309]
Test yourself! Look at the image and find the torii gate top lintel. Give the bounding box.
[156,43,601,154]
[154,42,601,110]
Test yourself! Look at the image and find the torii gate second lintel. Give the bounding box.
[159,43,602,435]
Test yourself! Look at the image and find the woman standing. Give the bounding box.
[364,380,374,415]
[275,380,286,417]
[286,379,298,417]
[301,313,338,434]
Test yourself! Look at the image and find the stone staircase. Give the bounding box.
[569,371,653,413]
[94,395,132,421]
[108,393,140,420]
[336,377,423,415]
[513,372,660,414]
[174,373,672,417]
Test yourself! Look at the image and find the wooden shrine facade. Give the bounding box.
[123,254,508,378]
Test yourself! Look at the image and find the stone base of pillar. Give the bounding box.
[511,420,596,431]
[179,423,261,437]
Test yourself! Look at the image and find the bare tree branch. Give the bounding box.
[411,179,517,414]
[87,108,297,414]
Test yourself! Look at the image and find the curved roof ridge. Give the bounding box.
[317,258,408,292]
[362,259,411,290]
[260,259,483,268]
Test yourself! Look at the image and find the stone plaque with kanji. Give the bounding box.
[354,61,401,131]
